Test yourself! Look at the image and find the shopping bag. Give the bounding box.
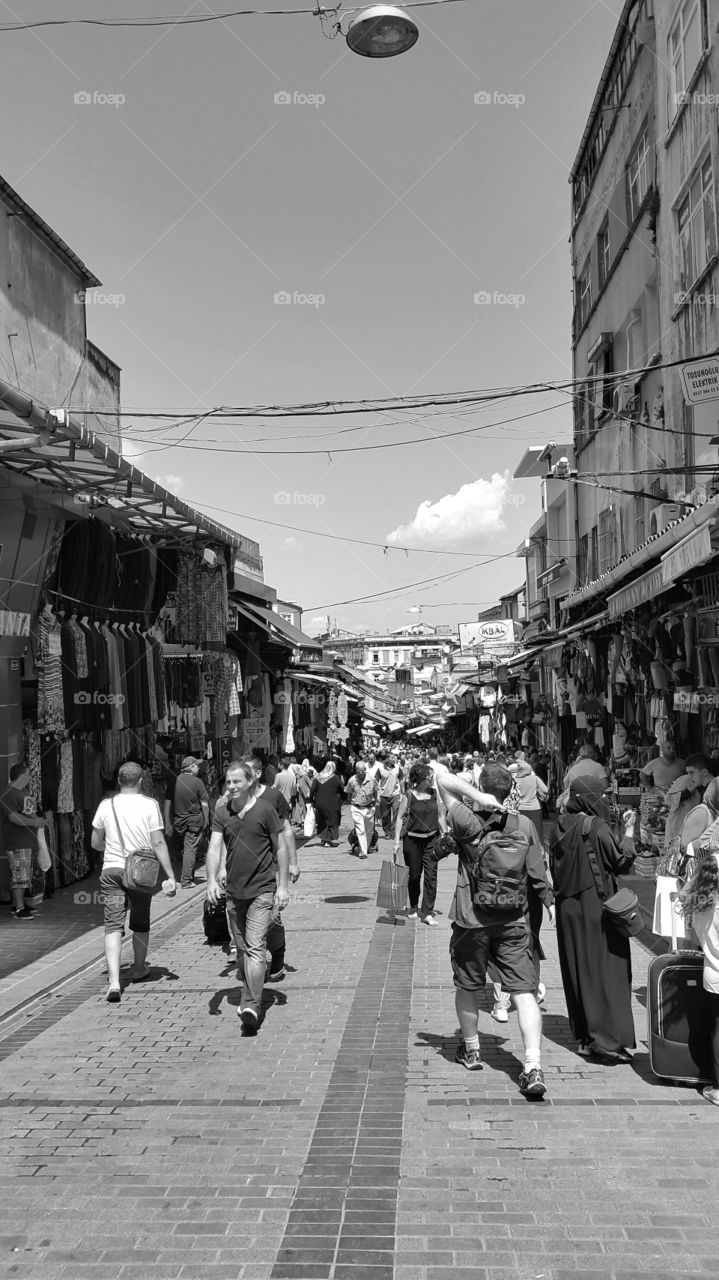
[652,875,697,943]
[376,854,409,915]
[303,805,317,838]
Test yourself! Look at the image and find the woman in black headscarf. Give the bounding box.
[550,777,637,1061]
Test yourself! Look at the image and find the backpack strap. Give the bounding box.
[582,815,608,902]
[110,797,126,854]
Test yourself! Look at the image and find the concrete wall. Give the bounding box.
[654,0,719,502]
[571,16,661,583]
[0,186,120,449]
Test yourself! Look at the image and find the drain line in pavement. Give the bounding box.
[271,914,415,1280]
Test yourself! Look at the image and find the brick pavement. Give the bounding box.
[0,819,716,1280]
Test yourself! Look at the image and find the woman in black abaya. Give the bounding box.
[549,777,637,1061]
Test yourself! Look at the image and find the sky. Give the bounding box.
[0,0,625,636]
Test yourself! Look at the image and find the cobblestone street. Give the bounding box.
[0,825,716,1280]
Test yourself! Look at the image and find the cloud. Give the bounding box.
[386,472,511,548]
[154,473,184,493]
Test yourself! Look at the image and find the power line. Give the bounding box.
[117,400,568,456]
[191,498,494,557]
[73,349,719,421]
[306,554,518,611]
[0,0,468,33]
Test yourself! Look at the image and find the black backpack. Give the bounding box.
[203,894,230,945]
[466,812,531,912]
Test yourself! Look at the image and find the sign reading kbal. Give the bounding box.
[680,356,719,404]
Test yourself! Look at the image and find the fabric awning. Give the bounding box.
[232,599,322,655]
[661,521,717,585]
[608,564,665,618]
[406,723,438,737]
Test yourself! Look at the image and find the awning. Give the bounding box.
[283,670,361,702]
[504,646,545,670]
[608,564,665,618]
[232,599,322,656]
[0,378,263,574]
[406,723,438,737]
[563,496,719,612]
[662,521,717,585]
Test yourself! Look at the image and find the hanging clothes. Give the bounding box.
[36,610,66,735]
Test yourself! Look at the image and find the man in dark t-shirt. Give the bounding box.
[172,758,210,888]
[206,761,289,1032]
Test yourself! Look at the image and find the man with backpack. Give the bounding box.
[436,762,555,1097]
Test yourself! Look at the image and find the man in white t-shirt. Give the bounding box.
[91,761,175,1004]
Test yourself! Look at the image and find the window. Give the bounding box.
[598,508,616,574]
[576,263,592,330]
[590,526,599,580]
[579,534,589,584]
[598,343,614,416]
[677,156,717,293]
[372,652,380,665]
[627,129,650,223]
[669,0,703,107]
[598,221,611,288]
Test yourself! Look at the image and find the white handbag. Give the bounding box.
[303,805,317,838]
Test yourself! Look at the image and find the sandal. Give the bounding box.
[106,986,121,1003]
[129,967,152,983]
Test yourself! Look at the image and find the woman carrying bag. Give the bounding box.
[549,776,637,1062]
[394,762,443,924]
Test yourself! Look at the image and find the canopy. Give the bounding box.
[232,599,322,656]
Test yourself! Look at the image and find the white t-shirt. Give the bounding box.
[93,794,164,871]
[692,854,719,995]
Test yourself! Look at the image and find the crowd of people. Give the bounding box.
[5,733,719,1107]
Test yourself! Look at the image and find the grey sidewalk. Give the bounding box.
[0,824,715,1280]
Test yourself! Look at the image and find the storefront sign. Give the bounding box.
[289,647,324,665]
[608,564,665,618]
[243,713,270,748]
[680,356,719,404]
[460,619,518,655]
[662,523,715,585]
[0,610,30,637]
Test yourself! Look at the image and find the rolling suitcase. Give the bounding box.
[647,900,712,1084]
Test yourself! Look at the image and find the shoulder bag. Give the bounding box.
[582,815,643,938]
[111,797,161,894]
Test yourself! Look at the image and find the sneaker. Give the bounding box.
[702,1086,719,1107]
[519,1067,547,1098]
[536,983,546,1006]
[238,1007,259,1031]
[11,907,36,921]
[423,914,439,927]
[359,852,368,860]
[491,993,511,1023]
[455,1042,483,1071]
[406,909,418,919]
[267,966,285,982]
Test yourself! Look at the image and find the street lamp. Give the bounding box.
[346,5,419,58]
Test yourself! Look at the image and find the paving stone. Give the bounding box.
[0,830,714,1280]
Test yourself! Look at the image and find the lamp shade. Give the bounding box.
[346,5,419,58]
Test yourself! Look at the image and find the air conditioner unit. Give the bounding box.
[612,381,636,415]
[649,503,683,536]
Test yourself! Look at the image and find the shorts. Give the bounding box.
[99,866,152,935]
[450,920,536,994]
[7,849,33,890]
